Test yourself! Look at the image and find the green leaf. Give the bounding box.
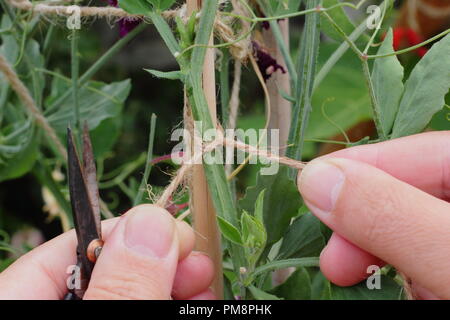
[0,18,45,101]
[308,268,332,299]
[254,189,265,222]
[241,210,267,272]
[278,212,326,259]
[321,0,355,42]
[149,0,176,11]
[118,0,152,14]
[190,0,218,76]
[0,16,19,63]
[429,104,450,131]
[240,166,302,244]
[241,211,266,247]
[0,257,15,272]
[278,88,296,103]
[148,12,181,58]
[372,28,404,135]
[248,285,283,300]
[89,117,122,158]
[272,267,312,300]
[217,216,243,245]
[330,275,403,300]
[46,79,131,133]
[144,69,184,81]
[252,257,320,279]
[392,34,450,138]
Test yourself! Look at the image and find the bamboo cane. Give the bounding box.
[262,19,291,154]
[186,0,224,299]
[262,19,293,287]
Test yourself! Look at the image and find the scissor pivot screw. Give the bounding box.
[87,239,104,263]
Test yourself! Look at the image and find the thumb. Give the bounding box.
[297,158,450,299]
[84,205,179,300]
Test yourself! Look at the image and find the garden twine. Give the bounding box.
[8,0,252,61]
[155,129,307,208]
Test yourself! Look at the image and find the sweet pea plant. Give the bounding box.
[0,0,449,300]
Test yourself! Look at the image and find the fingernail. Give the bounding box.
[125,208,175,258]
[298,159,345,213]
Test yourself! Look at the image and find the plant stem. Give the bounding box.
[43,24,55,59]
[367,28,450,59]
[45,23,146,114]
[133,114,157,206]
[321,11,363,58]
[286,0,321,176]
[361,59,386,139]
[314,12,369,90]
[319,3,390,140]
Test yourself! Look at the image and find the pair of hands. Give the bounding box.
[0,131,449,299]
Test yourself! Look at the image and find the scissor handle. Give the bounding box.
[64,292,82,300]
[63,259,89,300]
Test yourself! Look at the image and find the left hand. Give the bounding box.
[0,204,215,300]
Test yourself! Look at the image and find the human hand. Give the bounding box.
[297,131,450,299]
[0,204,215,300]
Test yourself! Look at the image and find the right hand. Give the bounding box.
[297,131,450,299]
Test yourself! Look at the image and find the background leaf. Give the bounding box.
[321,0,355,42]
[309,268,332,299]
[306,44,372,146]
[330,275,402,300]
[271,267,312,299]
[277,212,326,259]
[118,0,152,14]
[144,69,184,81]
[148,0,177,11]
[391,34,450,138]
[0,127,38,183]
[46,78,131,133]
[248,285,283,300]
[257,0,303,16]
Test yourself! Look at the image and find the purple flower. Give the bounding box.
[262,21,270,30]
[260,14,283,30]
[105,0,140,37]
[252,41,286,81]
[118,19,141,37]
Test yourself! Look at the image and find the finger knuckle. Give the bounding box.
[86,271,166,300]
[358,184,403,246]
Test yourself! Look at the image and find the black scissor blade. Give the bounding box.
[82,123,101,238]
[67,128,100,275]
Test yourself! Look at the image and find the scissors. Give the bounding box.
[64,125,103,300]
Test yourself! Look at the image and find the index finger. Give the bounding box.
[323,131,450,200]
